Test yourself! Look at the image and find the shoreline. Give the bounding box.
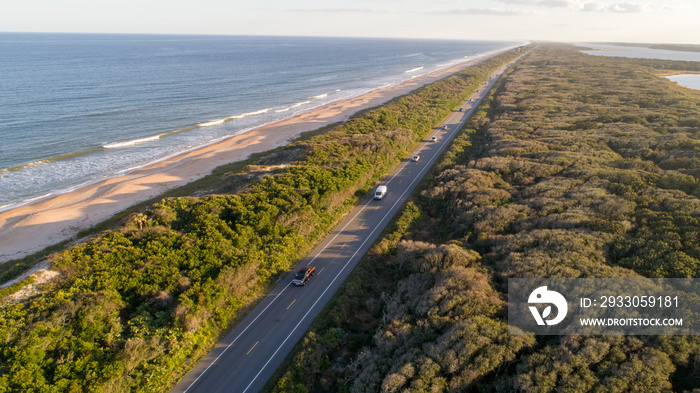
[663,73,700,91]
[0,50,506,264]
[0,54,499,216]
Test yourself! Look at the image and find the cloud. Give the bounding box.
[286,8,406,14]
[580,2,607,11]
[496,0,684,13]
[580,2,676,13]
[496,0,578,7]
[609,3,647,12]
[433,7,546,15]
[286,1,685,17]
[551,22,616,30]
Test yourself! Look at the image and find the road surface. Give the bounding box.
[171,56,522,393]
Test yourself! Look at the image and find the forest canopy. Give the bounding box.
[269,44,700,393]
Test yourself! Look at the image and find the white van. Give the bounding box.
[374,185,387,200]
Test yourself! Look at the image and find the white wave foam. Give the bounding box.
[198,118,227,127]
[275,100,312,113]
[230,108,272,119]
[103,135,160,149]
[405,66,424,73]
[197,107,275,125]
[310,89,341,100]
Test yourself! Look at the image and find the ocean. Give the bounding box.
[0,33,518,211]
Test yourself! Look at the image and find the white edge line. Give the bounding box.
[191,57,523,393]
[237,62,513,389]
[183,281,292,392]
[184,163,381,392]
[241,131,443,393]
[183,205,373,392]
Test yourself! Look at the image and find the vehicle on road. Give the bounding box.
[374,185,388,200]
[441,125,448,130]
[458,107,463,112]
[430,136,438,142]
[292,266,316,286]
[411,155,420,162]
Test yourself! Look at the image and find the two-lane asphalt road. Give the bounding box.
[171,57,521,393]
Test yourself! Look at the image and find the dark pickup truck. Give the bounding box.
[292,266,316,286]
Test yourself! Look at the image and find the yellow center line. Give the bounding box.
[318,267,325,275]
[286,299,296,310]
[341,242,346,249]
[247,341,259,355]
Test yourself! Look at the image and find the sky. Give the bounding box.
[1,0,697,44]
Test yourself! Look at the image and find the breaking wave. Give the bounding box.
[103,135,161,149]
[309,89,341,100]
[230,108,272,119]
[198,118,227,127]
[274,100,312,113]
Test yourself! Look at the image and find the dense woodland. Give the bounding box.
[268,45,700,392]
[0,48,523,392]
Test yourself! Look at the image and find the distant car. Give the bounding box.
[430,136,437,142]
[292,266,316,286]
[411,155,420,162]
[469,98,473,102]
[458,107,463,112]
[441,125,448,130]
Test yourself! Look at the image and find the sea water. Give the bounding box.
[0,33,519,210]
[579,44,700,91]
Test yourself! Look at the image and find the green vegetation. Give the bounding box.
[0,123,343,286]
[0,276,34,298]
[268,44,700,392]
[0,49,524,392]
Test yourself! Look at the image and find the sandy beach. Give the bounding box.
[0,52,500,264]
